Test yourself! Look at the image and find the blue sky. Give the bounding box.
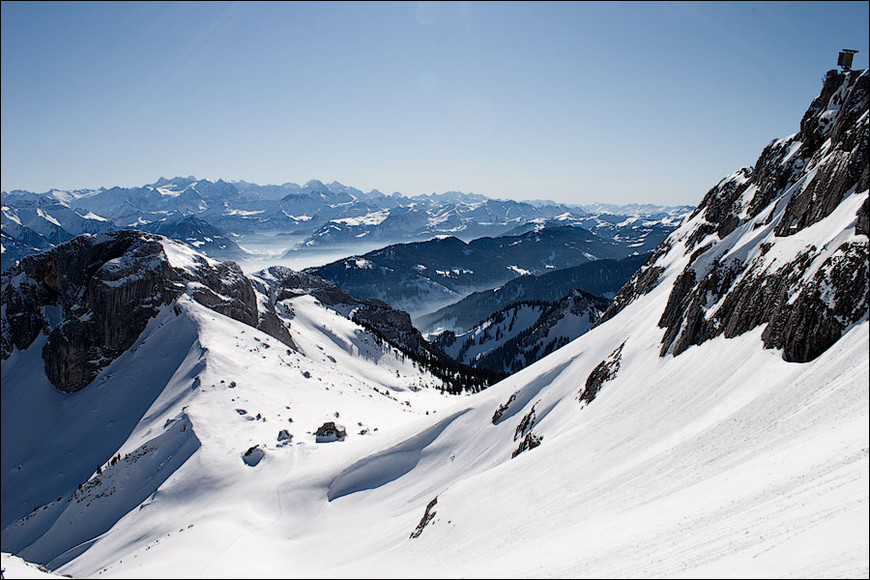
[2,1,868,206]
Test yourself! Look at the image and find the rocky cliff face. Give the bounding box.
[1,230,294,392]
[599,69,869,362]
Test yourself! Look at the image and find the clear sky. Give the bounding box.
[2,1,868,206]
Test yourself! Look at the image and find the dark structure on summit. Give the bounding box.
[838,49,858,71]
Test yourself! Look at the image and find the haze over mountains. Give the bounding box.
[1,67,868,579]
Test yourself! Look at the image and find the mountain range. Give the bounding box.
[1,67,867,578]
[2,176,690,273]
[308,226,664,321]
[417,253,649,334]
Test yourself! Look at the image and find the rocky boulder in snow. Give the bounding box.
[314,422,347,443]
[242,445,265,467]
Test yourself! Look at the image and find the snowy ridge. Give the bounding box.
[15,254,865,577]
[2,268,458,570]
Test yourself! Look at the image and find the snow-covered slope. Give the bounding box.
[2,69,868,578]
[2,243,459,569]
[433,290,609,375]
[0,552,66,578]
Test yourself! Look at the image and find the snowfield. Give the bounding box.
[3,184,867,577]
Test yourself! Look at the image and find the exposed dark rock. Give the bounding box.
[513,404,537,442]
[190,261,257,327]
[692,167,754,239]
[580,342,625,405]
[659,236,868,363]
[352,304,429,358]
[492,392,518,424]
[314,422,346,443]
[857,196,869,237]
[1,271,55,358]
[255,308,296,351]
[654,69,869,363]
[743,139,805,221]
[773,70,868,237]
[511,431,543,458]
[658,256,744,357]
[255,266,358,307]
[409,497,438,539]
[242,445,265,467]
[2,232,178,391]
[1,230,296,392]
[762,241,868,362]
[684,223,718,253]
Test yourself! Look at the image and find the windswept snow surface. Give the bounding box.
[1,291,456,576]
[3,188,868,578]
[2,207,863,578]
[1,553,67,578]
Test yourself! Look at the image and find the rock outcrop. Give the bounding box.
[314,422,347,443]
[409,497,438,539]
[580,342,625,405]
[597,69,869,363]
[1,230,295,392]
[242,445,265,467]
[657,70,868,362]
